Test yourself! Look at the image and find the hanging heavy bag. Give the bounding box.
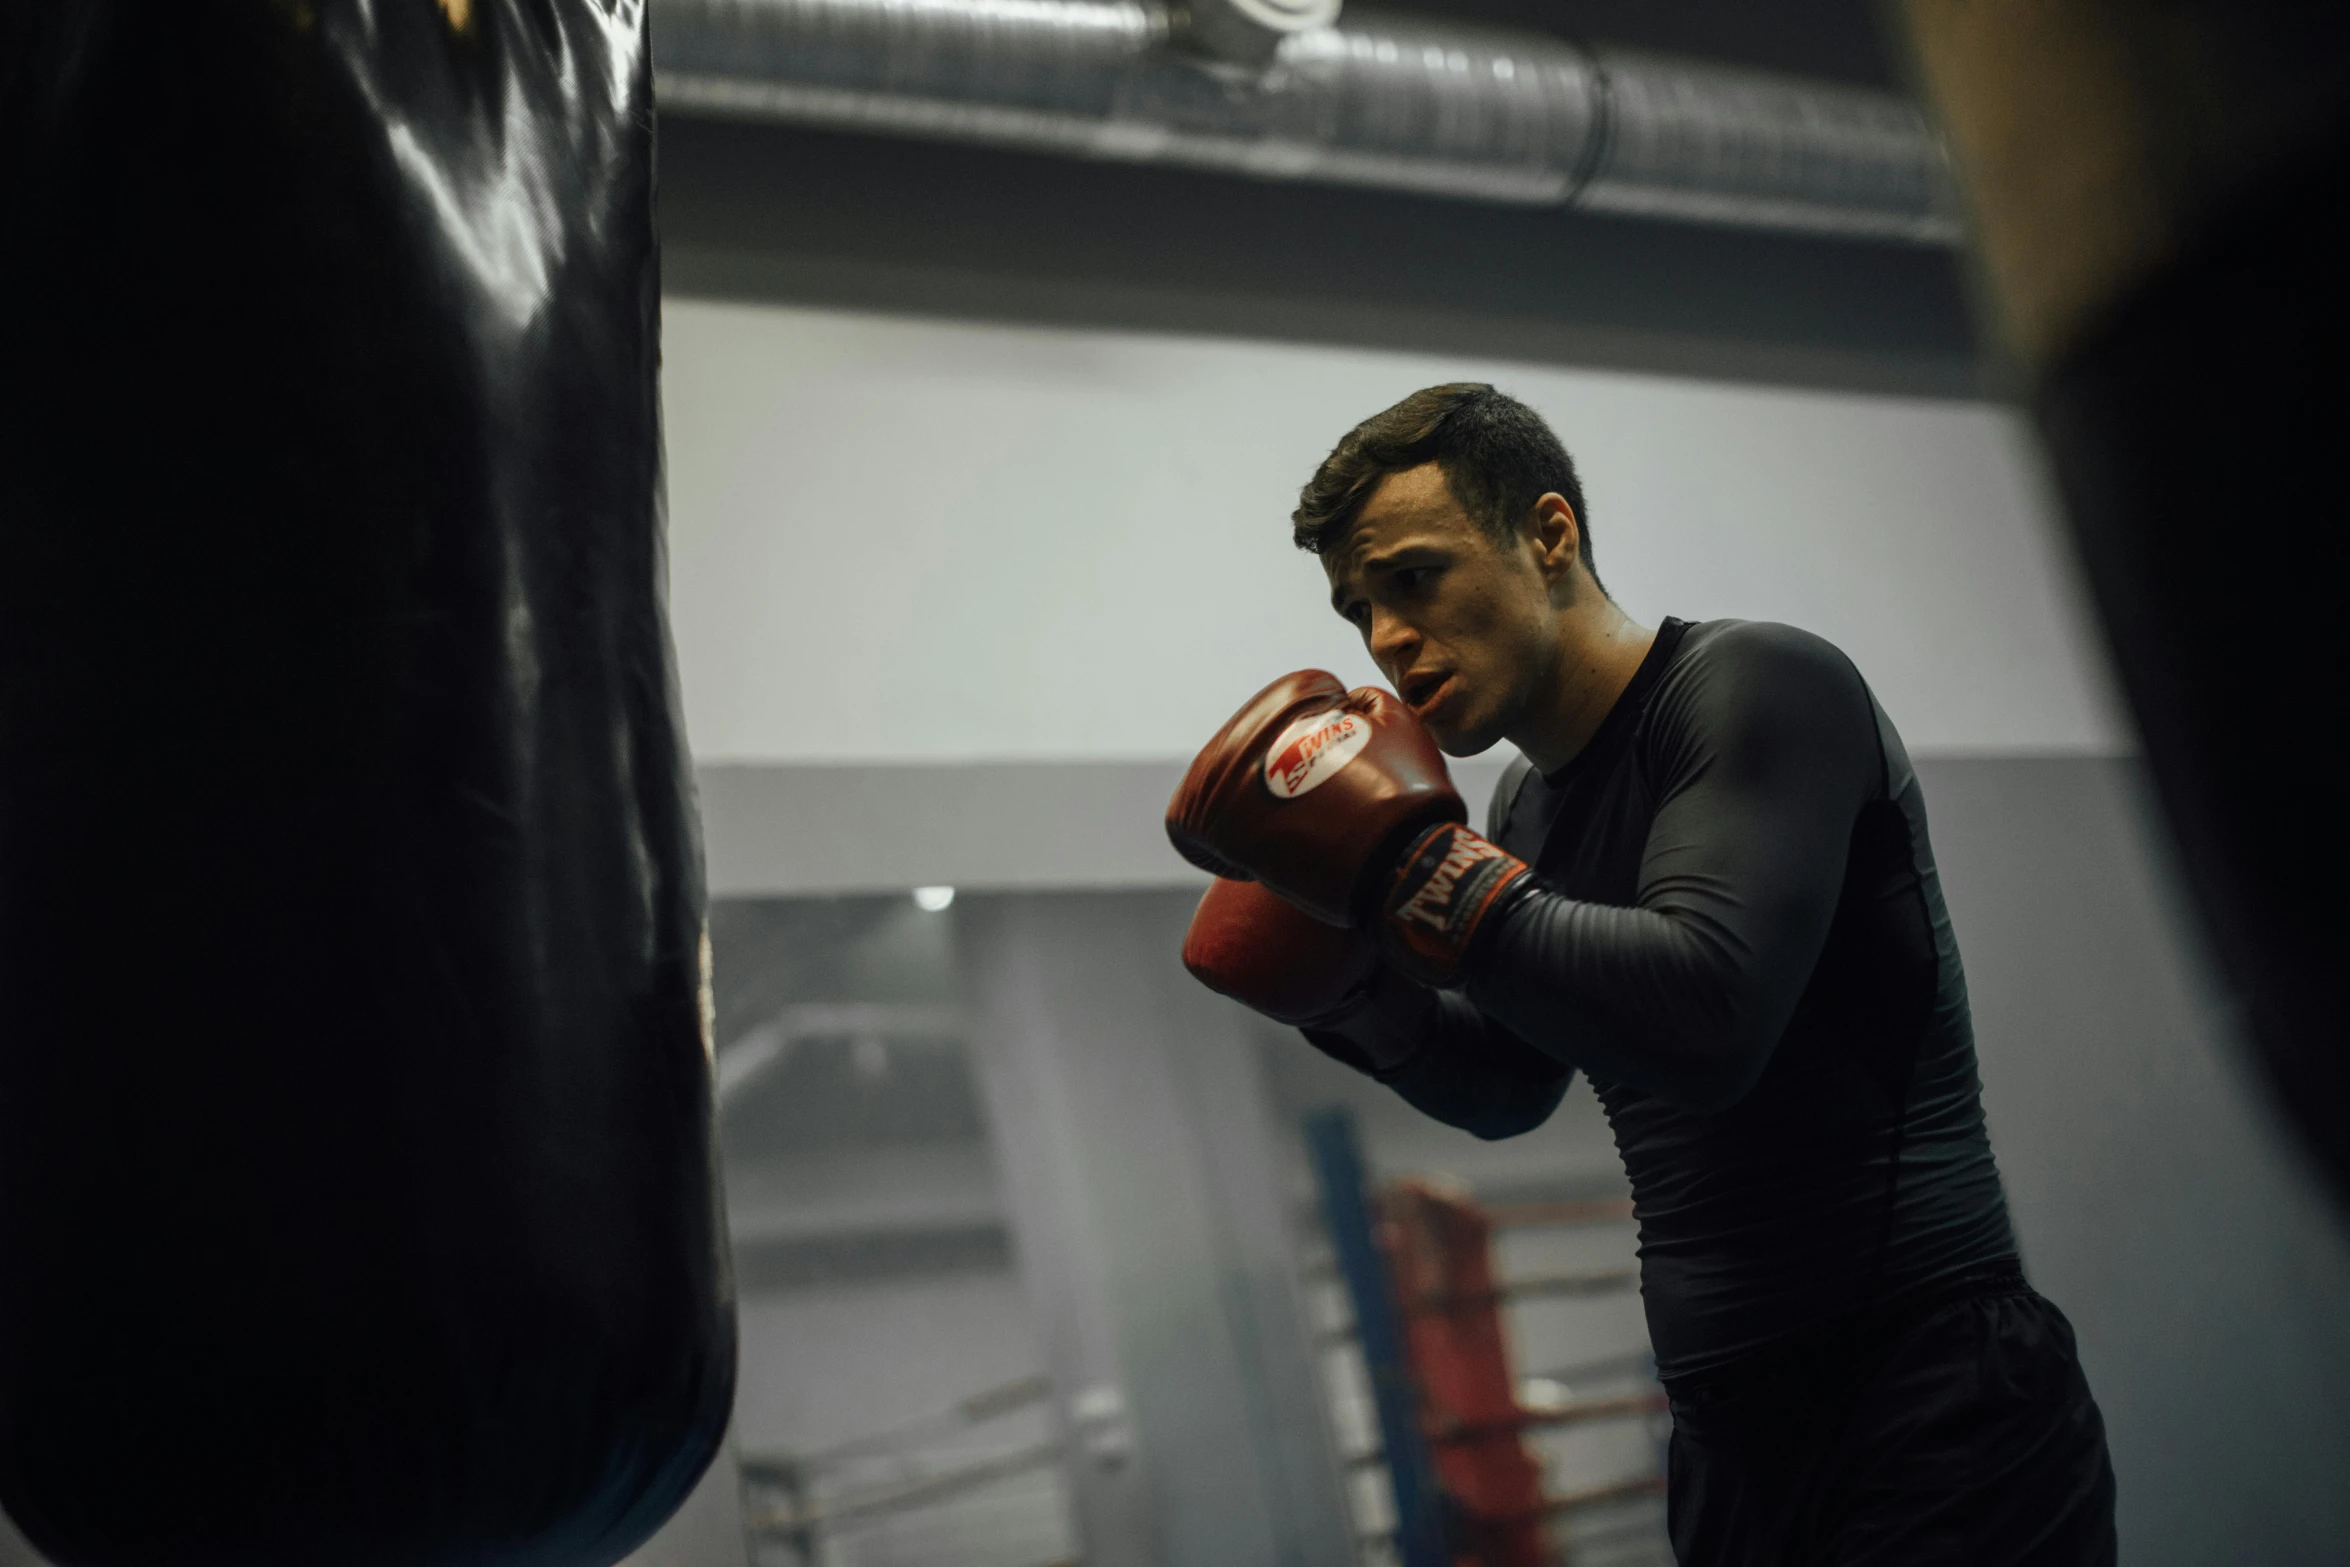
[1900,1,2350,1212]
[0,3,734,1563]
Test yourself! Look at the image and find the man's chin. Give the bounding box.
[1430,717,1506,759]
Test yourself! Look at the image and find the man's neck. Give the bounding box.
[1513,598,1657,775]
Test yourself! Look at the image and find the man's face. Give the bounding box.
[1321,462,1563,756]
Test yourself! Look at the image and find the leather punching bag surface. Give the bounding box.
[0,3,735,1563]
[1900,2,2350,1211]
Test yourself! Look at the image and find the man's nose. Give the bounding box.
[1369,610,1419,675]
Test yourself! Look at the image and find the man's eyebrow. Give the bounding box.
[1327,544,1421,615]
[1353,543,1437,574]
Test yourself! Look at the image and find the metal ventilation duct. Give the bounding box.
[652,0,1962,245]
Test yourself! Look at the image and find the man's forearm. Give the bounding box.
[1304,981,1575,1140]
[1300,966,1438,1072]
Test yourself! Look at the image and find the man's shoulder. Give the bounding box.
[1647,619,1880,770]
[1667,618,1866,703]
[1676,617,1852,672]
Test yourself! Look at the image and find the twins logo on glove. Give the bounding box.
[1263,708,1372,799]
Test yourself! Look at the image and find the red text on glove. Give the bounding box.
[1396,829,1509,932]
[1264,710,1371,799]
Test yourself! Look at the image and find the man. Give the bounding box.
[1168,384,2116,1565]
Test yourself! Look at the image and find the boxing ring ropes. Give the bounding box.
[1303,1110,1666,1567]
[737,1107,1661,1567]
[739,1374,1071,1564]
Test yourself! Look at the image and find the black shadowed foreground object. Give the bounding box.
[0,2,734,1563]
[1901,3,2350,1210]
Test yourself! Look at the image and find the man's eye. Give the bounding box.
[1394,567,1428,590]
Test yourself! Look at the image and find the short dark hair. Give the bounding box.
[1291,383,1599,588]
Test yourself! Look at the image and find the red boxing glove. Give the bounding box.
[1166,671,1466,927]
[1183,876,1379,1027]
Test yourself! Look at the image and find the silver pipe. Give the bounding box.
[652,0,1961,244]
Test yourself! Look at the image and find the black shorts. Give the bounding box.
[1662,1268,2116,1567]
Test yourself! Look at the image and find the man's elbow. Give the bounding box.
[1468,1102,1558,1141]
[1455,1079,1572,1141]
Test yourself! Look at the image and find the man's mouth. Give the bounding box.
[1400,671,1454,717]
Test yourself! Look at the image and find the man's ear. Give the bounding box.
[1529,493,1580,581]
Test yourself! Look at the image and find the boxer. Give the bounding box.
[1173,384,2116,1565]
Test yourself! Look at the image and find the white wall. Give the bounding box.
[661,300,2126,766]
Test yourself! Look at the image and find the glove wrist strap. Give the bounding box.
[1376,822,1534,987]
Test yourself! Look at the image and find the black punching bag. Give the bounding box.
[0,2,734,1563]
[1901,4,2350,1209]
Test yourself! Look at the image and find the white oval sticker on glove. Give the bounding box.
[1264,708,1370,799]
